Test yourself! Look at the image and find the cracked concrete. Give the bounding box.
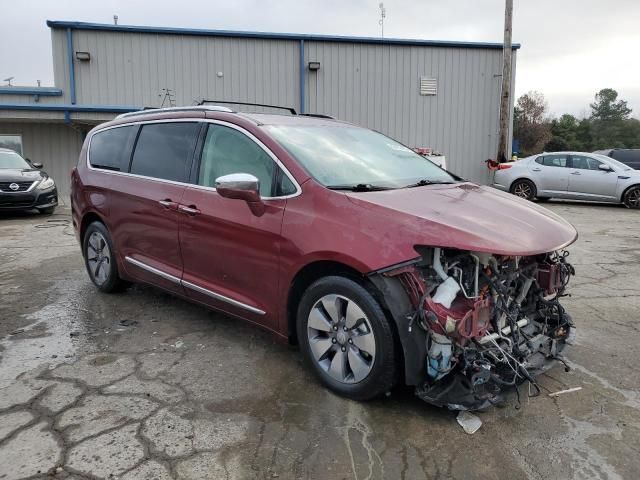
[1,203,640,479]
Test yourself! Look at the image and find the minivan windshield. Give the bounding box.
[0,151,30,169]
[265,125,455,189]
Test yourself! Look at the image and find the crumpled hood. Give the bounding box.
[346,183,578,256]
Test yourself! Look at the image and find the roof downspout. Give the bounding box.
[66,27,76,104]
[299,39,305,114]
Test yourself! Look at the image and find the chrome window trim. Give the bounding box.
[0,180,38,193]
[87,118,302,200]
[124,256,265,315]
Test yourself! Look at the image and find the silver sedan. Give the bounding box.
[492,152,640,208]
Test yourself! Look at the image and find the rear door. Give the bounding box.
[112,121,201,294]
[178,122,298,330]
[567,154,618,200]
[529,154,570,195]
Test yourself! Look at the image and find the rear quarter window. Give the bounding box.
[89,126,137,171]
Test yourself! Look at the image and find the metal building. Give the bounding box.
[0,21,518,197]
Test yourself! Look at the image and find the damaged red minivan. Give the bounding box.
[71,106,577,410]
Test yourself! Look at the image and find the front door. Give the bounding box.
[567,155,619,200]
[113,121,201,294]
[179,123,295,330]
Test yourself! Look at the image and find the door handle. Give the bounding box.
[158,199,178,209]
[570,171,581,175]
[178,204,201,216]
[532,168,541,172]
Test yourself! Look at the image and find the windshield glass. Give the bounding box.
[265,125,455,188]
[592,153,631,171]
[0,150,30,169]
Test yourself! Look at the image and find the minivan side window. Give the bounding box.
[130,122,200,182]
[198,125,276,196]
[89,126,137,171]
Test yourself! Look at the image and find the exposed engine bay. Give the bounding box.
[370,247,575,410]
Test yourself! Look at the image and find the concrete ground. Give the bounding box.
[0,202,639,480]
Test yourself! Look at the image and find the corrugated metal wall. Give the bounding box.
[69,30,300,111]
[0,122,82,200]
[55,28,512,184]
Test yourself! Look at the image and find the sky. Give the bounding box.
[1,0,639,118]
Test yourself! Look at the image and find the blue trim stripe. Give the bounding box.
[299,40,305,114]
[0,87,63,96]
[66,28,76,104]
[0,103,139,113]
[47,20,521,50]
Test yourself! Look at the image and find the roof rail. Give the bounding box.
[299,113,335,119]
[115,105,233,119]
[197,100,297,115]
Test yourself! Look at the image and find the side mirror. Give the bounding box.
[215,173,265,216]
[31,162,43,169]
[598,164,612,172]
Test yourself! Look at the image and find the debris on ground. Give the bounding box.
[456,411,482,434]
[548,387,582,397]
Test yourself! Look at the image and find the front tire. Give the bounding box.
[511,179,536,201]
[82,221,125,293]
[296,276,397,401]
[623,186,640,209]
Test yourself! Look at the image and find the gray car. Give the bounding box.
[492,151,640,208]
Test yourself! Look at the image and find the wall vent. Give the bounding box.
[419,77,437,96]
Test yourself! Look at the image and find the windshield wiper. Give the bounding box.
[327,183,395,192]
[403,179,455,189]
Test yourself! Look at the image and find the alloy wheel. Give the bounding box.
[86,231,111,286]
[625,188,640,208]
[306,294,376,384]
[513,182,533,199]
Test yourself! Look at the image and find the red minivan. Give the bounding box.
[71,106,578,410]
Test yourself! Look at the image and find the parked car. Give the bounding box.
[71,106,578,410]
[492,151,640,208]
[0,148,58,214]
[593,148,640,170]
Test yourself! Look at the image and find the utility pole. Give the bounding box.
[496,0,513,163]
[379,3,386,38]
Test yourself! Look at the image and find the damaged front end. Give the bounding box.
[370,247,575,411]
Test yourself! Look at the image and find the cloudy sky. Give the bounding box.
[2,0,639,118]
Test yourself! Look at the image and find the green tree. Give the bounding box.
[544,136,570,151]
[590,88,632,121]
[513,91,551,156]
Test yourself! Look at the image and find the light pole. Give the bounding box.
[379,3,386,38]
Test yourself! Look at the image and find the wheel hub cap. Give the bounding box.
[306,294,377,384]
[87,232,111,286]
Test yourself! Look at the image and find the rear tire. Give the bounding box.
[511,179,536,201]
[296,276,397,401]
[82,221,126,293]
[623,186,640,209]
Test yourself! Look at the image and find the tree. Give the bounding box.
[545,136,570,152]
[590,88,632,121]
[513,91,551,156]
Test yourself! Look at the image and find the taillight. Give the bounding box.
[498,164,513,170]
